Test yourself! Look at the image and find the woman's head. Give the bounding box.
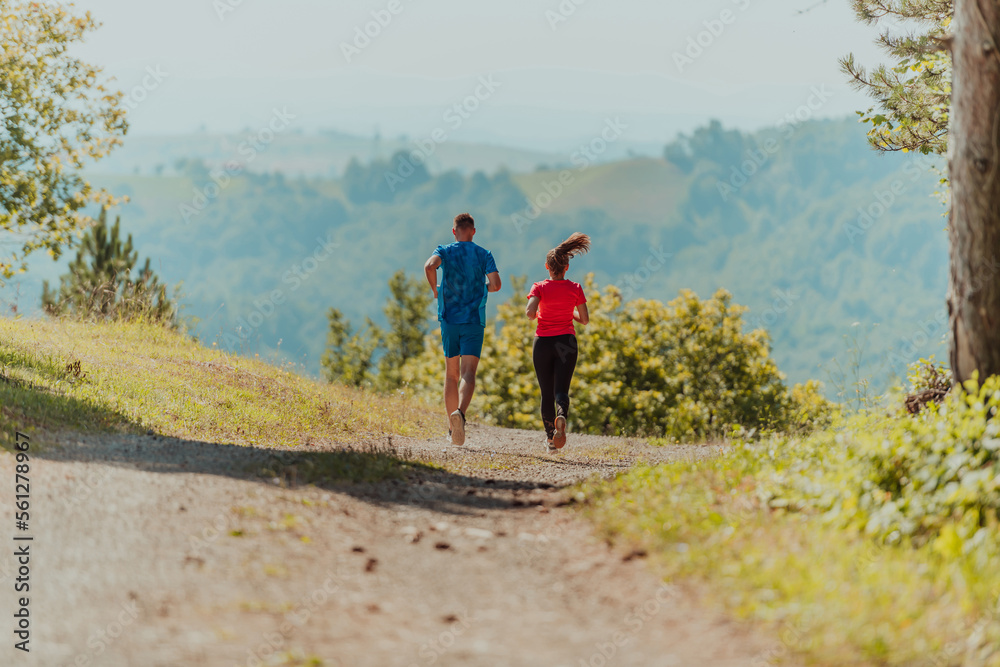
[546,232,591,278]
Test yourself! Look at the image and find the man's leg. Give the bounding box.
[445,355,466,445]
[456,324,485,415]
[444,356,461,417]
[441,323,462,422]
[458,355,480,414]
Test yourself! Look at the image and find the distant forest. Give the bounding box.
[2,117,947,393]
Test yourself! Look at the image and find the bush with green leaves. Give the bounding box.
[579,386,1000,666]
[402,275,830,440]
[745,373,1000,562]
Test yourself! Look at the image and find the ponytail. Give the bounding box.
[546,232,591,277]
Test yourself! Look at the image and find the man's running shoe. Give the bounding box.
[449,410,466,446]
[552,416,567,449]
[546,438,559,454]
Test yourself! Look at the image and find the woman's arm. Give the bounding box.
[574,303,589,325]
[526,295,540,320]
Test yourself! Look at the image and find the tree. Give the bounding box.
[320,309,380,388]
[664,120,747,171]
[846,1,1000,383]
[321,270,432,390]
[947,0,1000,383]
[41,210,176,324]
[664,142,695,174]
[376,270,433,390]
[841,1,952,155]
[342,152,431,204]
[0,1,128,278]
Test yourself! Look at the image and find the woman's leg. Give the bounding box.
[532,336,557,439]
[552,335,579,421]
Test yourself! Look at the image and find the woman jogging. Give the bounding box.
[525,233,590,452]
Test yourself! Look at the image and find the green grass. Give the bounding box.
[0,317,437,464]
[578,437,1000,666]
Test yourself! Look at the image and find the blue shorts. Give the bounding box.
[440,322,485,359]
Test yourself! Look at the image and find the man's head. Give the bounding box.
[453,213,476,242]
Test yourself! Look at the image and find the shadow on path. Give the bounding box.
[30,430,575,517]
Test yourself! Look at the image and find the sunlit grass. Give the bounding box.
[579,452,1000,666]
[577,441,637,461]
[0,317,437,453]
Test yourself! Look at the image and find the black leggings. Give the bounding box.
[532,334,579,439]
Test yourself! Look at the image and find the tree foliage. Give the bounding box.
[342,151,430,204]
[41,210,176,324]
[376,270,434,390]
[320,308,380,388]
[759,373,1000,554]
[401,276,831,441]
[0,1,128,278]
[664,119,748,173]
[321,270,432,390]
[841,0,952,154]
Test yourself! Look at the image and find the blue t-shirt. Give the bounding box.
[433,242,498,326]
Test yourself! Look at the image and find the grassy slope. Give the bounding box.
[0,317,436,456]
[580,443,1000,667]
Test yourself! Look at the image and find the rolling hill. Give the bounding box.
[0,117,950,395]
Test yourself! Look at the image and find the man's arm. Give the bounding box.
[486,271,502,293]
[424,255,442,298]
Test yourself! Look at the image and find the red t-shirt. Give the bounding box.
[528,279,587,337]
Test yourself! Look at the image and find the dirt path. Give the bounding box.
[0,423,783,667]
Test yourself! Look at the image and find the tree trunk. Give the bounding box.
[949,0,1000,384]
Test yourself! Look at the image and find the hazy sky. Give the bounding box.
[72,0,891,150]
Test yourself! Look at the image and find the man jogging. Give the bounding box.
[424,213,502,445]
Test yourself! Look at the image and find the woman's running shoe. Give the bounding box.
[552,416,567,449]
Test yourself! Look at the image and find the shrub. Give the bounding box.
[402,275,830,441]
[904,355,952,414]
[758,375,1000,556]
